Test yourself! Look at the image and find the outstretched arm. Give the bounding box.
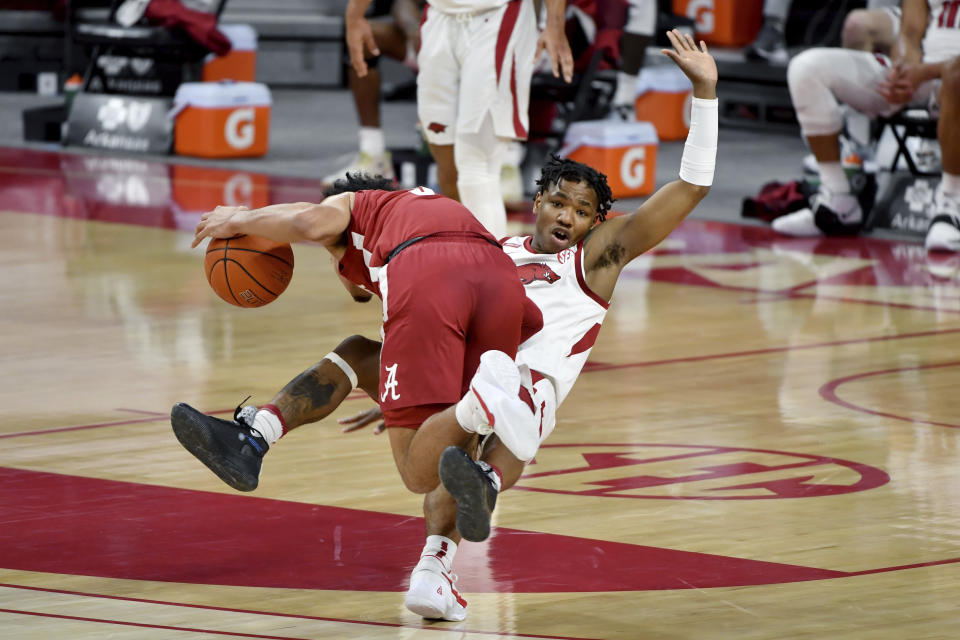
[583,30,718,300]
[191,193,353,248]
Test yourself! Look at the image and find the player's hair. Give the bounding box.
[323,172,397,197]
[535,155,614,221]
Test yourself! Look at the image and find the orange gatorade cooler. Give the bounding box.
[203,24,258,82]
[173,82,271,158]
[672,0,762,47]
[634,65,693,141]
[561,120,658,198]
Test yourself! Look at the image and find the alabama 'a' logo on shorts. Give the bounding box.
[381,363,400,402]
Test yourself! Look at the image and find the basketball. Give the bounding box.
[204,235,294,307]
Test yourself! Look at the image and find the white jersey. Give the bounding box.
[502,236,609,407]
[925,0,960,63]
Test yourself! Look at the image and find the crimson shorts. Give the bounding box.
[377,237,526,428]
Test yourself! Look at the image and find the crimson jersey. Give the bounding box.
[337,187,494,296]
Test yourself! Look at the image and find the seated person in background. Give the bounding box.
[323,0,423,185]
[772,0,960,254]
[746,0,902,65]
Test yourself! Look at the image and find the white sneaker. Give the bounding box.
[404,556,467,621]
[455,350,540,461]
[772,188,862,237]
[925,188,960,253]
[322,151,395,185]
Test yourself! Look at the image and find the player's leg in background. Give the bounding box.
[612,0,656,119]
[455,115,509,238]
[745,0,791,65]
[925,56,960,252]
[773,48,893,236]
[841,5,900,53]
[324,19,410,183]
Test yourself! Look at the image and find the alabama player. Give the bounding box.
[344,0,573,239]
[773,0,960,253]
[170,30,718,622]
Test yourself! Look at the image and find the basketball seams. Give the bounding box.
[222,258,281,298]
[204,235,293,307]
[205,245,294,269]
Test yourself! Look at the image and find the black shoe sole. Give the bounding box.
[438,446,495,542]
[170,403,259,492]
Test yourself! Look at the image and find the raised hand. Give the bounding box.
[661,29,718,99]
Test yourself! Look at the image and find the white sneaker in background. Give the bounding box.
[772,188,862,237]
[925,187,960,253]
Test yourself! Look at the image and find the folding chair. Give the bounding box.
[873,108,940,177]
[67,0,229,94]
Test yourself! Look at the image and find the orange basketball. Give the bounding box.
[204,235,294,307]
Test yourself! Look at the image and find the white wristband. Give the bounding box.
[325,351,358,390]
[679,97,719,187]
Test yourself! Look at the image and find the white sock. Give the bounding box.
[358,127,385,157]
[252,408,283,444]
[818,162,850,194]
[419,535,457,572]
[455,394,479,433]
[941,172,960,197]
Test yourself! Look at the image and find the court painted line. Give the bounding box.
[583,326,960,373]
[0,583,603,640]
[819,361,960,429]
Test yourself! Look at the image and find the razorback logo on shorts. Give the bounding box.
[427,122,448,134]
[517,263,561,285]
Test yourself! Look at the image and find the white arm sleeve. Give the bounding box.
[678,97,719,187]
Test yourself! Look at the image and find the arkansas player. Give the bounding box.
[169,30,719,622]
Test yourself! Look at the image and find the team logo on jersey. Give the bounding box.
[427,122,448,134]
[515,443,889,500]
[380,363,400,402]
[517,263,561,285]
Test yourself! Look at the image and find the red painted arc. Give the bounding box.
[819,361,960,429]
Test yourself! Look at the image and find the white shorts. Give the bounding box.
[417,0,536,144]
[789,48,941,137]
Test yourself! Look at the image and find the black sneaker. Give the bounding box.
[438,446,498,542]
[745,22,788,65]
[170,402,268,492]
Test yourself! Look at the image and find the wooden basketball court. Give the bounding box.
[1,147,959,639]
